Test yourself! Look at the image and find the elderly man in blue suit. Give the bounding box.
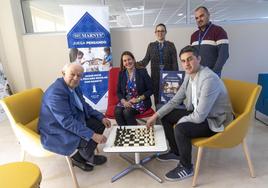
[38,63,111,171]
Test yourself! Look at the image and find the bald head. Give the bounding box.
[62,63,84,73]
[62,63,84,89]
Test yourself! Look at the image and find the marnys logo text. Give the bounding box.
[72,32,105,39]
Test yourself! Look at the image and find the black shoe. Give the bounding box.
[165,163,193,181]
[71,158,94,171]
[86,155,107,166]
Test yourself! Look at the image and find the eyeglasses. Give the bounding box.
[155,30,166,33]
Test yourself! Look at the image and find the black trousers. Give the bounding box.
[114,106,139,126]
[77,117,105,161]
[161,109,216,169]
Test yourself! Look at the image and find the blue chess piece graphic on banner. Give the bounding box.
[80,71,109,105]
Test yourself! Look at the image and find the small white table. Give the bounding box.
[103,125,168,183]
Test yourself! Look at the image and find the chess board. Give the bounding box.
[114,127,155,147]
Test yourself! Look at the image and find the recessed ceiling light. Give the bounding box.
[177,13,183,16]
[125,6,144,12]
[132,24,144,27]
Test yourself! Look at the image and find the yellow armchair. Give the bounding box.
[0,88,79,188]
[191,79,261,187]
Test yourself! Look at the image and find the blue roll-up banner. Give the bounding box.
[63,5,112,112]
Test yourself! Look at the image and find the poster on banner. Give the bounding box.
[63,5,112,112]
[69,47,112,72]
[0,63,12,122]
[80,71,108,106]
[159,71,185,104]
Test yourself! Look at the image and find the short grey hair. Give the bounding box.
[62,62,84,73]
[195,6,210,15]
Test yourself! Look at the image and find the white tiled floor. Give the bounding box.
[0,114,268,188]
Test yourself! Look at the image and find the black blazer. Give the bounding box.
[138,40,178,104]
[117,68,153,109]
[139,40,178,71]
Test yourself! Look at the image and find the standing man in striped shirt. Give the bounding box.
[191,6,229,77]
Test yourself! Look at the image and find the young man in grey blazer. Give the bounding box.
[147,45,233,181]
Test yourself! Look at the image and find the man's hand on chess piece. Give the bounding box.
[146,113,158,128]
[92,133,107,144]
[102,118,111,128]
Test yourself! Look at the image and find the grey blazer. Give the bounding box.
[157,66,233,132]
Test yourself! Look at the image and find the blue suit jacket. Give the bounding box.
[117,68,153,109]
[38,78,104,156]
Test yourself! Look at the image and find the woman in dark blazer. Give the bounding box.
[115,51,153,125]
[138,23,178,105]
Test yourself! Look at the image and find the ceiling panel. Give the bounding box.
[22,0,268,32]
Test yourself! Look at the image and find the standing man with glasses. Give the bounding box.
[191,6,229,77]
[138,23,178,106]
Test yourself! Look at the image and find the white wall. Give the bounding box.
[20,22,268,90]
[0,0,30,92]
[223,23,268,82]
[22,34,69,90]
